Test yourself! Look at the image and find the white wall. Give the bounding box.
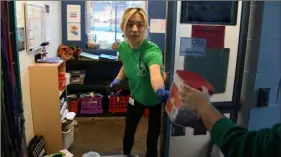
[16,1,62,144]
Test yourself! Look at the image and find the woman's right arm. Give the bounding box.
[180,86,281,157]
[116,66,126,80]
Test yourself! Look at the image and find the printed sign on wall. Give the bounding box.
[179,37,206,56]
[150,19,166,33]
[67,23,81,41]
[192,25,225,48]
[67,5,81,23]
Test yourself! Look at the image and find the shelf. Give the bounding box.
[76,112,126,117]
[67,84,129,94]
[30,60,64,67]
[59,88,66,97]
[66,59,122,65]
[29,60,66,153]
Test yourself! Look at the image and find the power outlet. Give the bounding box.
[257,88,270,107]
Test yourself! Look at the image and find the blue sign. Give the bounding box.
[179,37,206,56]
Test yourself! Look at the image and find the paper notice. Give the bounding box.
[67,5,81,22]
[67,23,81,41]
[150,19,166,33]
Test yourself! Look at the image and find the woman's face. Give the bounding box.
[125,12,146,44]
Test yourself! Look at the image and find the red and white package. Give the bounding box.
[165,70,214,127]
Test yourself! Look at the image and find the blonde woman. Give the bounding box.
[109,7,170,157]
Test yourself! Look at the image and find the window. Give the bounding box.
[87,1,147,49]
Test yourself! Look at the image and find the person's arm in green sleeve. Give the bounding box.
[145,47,170,103]
[145,47,165,91]
[203,106,281,157]
[180,85,281,157]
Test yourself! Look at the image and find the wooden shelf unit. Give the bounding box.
[29,61,66,154]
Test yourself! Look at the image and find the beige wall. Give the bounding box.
[16,1,62,144]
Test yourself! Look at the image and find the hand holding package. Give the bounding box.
[179,85,211,113]
[165,70,214,127]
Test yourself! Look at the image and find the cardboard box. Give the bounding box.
[165,70,214,127]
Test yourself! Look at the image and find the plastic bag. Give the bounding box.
[165,70,214,127]
[82,151,100,157]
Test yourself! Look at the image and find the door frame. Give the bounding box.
[160,1,251,157]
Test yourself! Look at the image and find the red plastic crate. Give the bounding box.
[59,79,66,90]
[144,108,149,119]
[108,95,129,113]
[68,99,80,113]
[58,72,65,78]
[80,96,103,115]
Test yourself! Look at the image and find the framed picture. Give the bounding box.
[180,1,238,25]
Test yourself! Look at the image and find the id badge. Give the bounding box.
[129,97,135,106]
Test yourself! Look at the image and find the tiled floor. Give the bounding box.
[69,117,148,157]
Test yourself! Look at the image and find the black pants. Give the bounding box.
[123,99,162,157]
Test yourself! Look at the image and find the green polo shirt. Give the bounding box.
[118,39,164,106]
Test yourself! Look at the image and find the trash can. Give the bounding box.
[62,126,74,149]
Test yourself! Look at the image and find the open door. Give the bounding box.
[160,1,249,157]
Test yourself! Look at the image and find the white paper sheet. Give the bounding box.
[67,5,81,22]
[150,19,166,33]
[67,23,81,41]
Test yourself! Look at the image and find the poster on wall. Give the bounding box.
[150,19,166,33]
[67,5,81,23]
[179,37,206,56]
[67,23,81,41]
[192,25,225,48]
[180,1,238,25]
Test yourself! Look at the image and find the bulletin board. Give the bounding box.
[25,4,46,51]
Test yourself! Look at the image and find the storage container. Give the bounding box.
[80,95,103,115]
[108,95,129,113]
[59,79,66,91]
[68,99,80,113]
[62,126,74,149]
[58,72,66,90]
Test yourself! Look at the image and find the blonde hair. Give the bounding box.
[120,7,148,34]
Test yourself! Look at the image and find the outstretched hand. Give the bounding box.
[156,88,170,104]
[179,85,211,114]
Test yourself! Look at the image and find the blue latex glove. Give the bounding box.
[109,78,121,88]
[156,88,170,103]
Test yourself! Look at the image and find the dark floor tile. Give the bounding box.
[69,117,148,157]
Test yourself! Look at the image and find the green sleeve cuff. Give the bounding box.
[210,118,236,146]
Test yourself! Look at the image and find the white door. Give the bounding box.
[166,1,243,157]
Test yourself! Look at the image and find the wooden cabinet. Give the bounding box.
[29,61,66,153]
